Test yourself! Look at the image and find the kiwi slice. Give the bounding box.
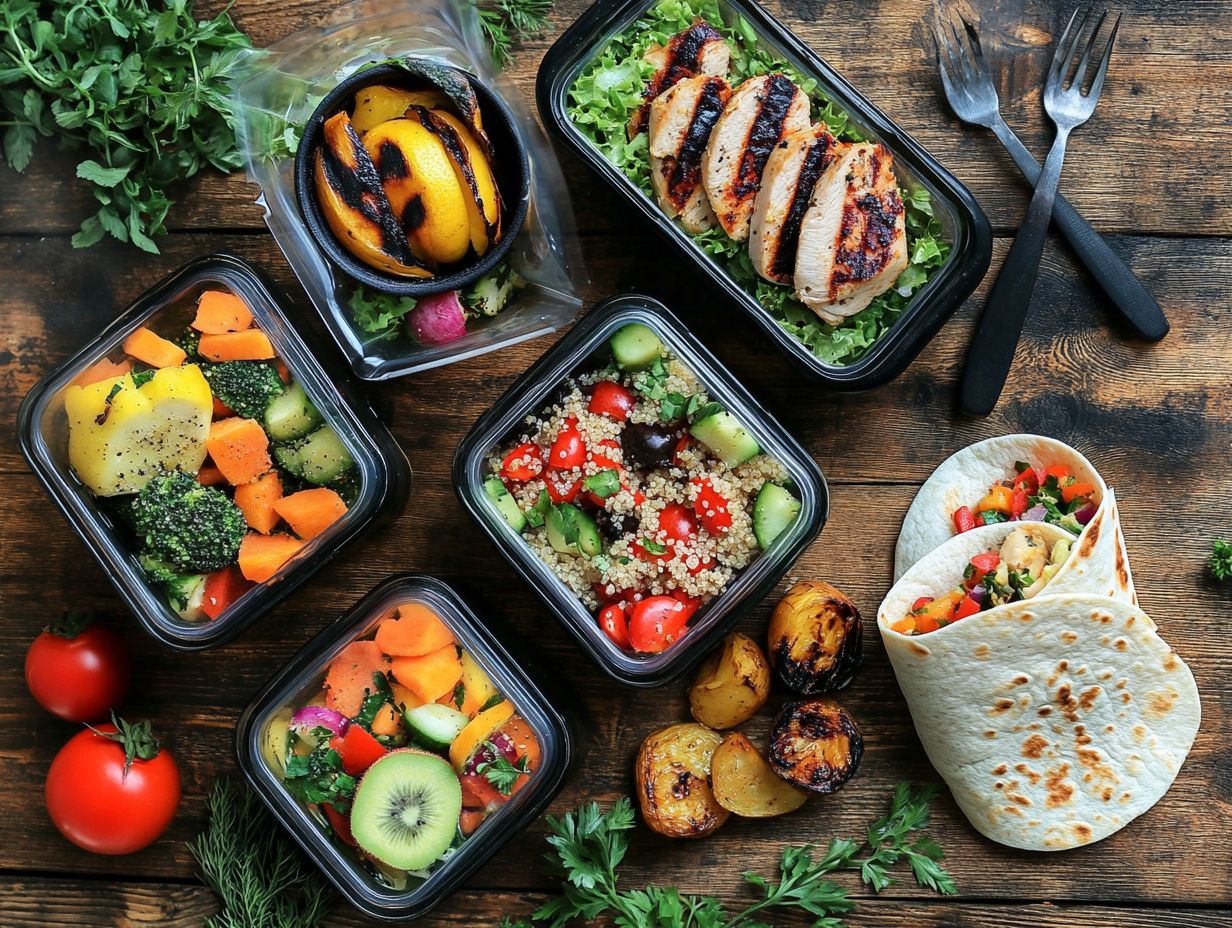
[350,750,463,871]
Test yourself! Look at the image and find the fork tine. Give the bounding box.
[1084,14,1120,100]
[932,14,965,87]
[1071,10,1108,92]
[1049,8,1088,85]
[960,16,994,83]
[949,15,976,80]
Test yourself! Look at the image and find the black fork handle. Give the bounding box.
[991,119,1169,342]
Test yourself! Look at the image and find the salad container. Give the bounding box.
[536,0,993,389]
[232,0,586,380]
[17,254,411,650]
[453,294,828,687]
[235,574,573,921]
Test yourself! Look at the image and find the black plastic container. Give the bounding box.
[295,60,531,298]
[235,574,573,922]
[454,294,827,687]
[17,254,411,650]
[536,0,993,389]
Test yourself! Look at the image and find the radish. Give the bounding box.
[408,290,467,345]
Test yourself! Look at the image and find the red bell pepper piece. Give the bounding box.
[952,506,977,534]
[330,726,387,777]
[321,803,356,846]
[201,566,253,619]
[1014,466,1040,494]
[460,773,508,809]
[911,596,932,612]
[953,594,982,621]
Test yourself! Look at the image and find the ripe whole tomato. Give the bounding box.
[45,719,181,856]
[25,612,129,722]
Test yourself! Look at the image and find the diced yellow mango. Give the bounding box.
[458,650,499,718]
[65,364,213,496]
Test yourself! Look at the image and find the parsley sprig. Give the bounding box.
[502,783,955,928]
[477,742,532,795]
[1211,539,1232,582]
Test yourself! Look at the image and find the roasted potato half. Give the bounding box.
[688,632,771,729]
[635,723,730,839]
[768,581,863,695]
[711,732,809,818]
[768,698,863,794]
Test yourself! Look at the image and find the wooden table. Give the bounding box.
[3,0,1230,924]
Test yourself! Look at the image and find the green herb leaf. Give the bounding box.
[477,0,553,67]
[346,286,418,342]
[582,469,621,500]
[1211,539,1232,582]
[525,489,551,528]
[477,744,531,795]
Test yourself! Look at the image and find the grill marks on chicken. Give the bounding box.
[628,21,731,139]
[702,74,811,242]
[649,76,732,233]
[794,142,907,324]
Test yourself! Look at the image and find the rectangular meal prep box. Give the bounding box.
[17,254,411,650]
[536,0,992,389]
[453,294,828,687]
[235,573,573,921]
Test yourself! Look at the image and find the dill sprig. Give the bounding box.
[477,0,554,66]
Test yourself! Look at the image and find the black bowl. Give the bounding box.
[294,59,530,297]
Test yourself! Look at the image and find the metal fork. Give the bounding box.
[957,9,1121,416]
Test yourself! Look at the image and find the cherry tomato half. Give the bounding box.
[657,503,698,543]
[628,596,691,653]
[501,443,543,482]
[45,719,180,855]
[545,469,582,504]
[598,604,631,649]
[549,417,587,469]
[588,381,636,421]
[25,612,129,723]
[691,479,732,535]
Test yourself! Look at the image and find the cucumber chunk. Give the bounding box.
[546,503,603,557]
[690,409,760,466]
[264,382,323,442]
[273,442,304,478]
[404,703,469,752]
[753,482,801,549]
[609,323,664,371]
[484,477,526,532]
[278,426,354,485]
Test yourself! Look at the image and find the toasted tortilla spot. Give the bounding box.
[1121,692,1132,704]
[1133,724,1146,742]
[1061,630,1079,644]
[1098,669,1113,680]
[1015,763,1042,786]
[1126,614,1136,627]
[1038,706,1052,717]
[1101,787,1113,801]
[990,698,1014,715]
[1078,512,1101,555]
[1078,686,1102,711]
[1008,674,1029,688]
[1022,734,1049,759]
[1145,689,1178,719]
[908,641,930,658]
[1113,637,1128,651]
[1056,683,1080,720]
[1045,763,1074,808]
[984,730,997,739]
[974,644,990,658]
[1115,678,1128,690]
[1072,822,1093,842]
[1019,611,1034,623]
[1163,653,1179,672]
[992,763,1008,776]
[1077,747,1118,785]
[1120,791,1132,803]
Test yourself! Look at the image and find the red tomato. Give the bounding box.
[25,613,129,723]
[628,596,691,653]
[672,435,692,466]
[668,590,701,622]
[201,566,253,620]
[45,720,181,855]
[321,803,356,846]
[687,555,717,576]
[501,443,543,482]
[967,552,1001,587]
[910,596,932,612]
[952,506,976,534]
[632,539,671,562]
[691,479,732,535]
[548,417,586,469]
[1010,489,1030,518]
[588,381,636,421]
[597,604,631,649]
[1014,467,1040,494]
[330,726,387,777]
[460,773,508,809]
[545,469,582,504]
[953,595,983,621]
[657,503,698,543]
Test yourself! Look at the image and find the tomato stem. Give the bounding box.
[87,712,161,776]
[47,610,94,640]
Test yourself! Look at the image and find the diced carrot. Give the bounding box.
[198,329,275,362]
[196,463,226,487]
[237,532,303,583]
[391,645,463,704]
[73,358,132,388]
[459,808,485,836]
[324,640,390,716]
[207,417,271,486]
[122,327,186,368]
[890,617,916,634]
[374,602,455,657]
[370,703,402,737]
[201,566,254,619]
[273,487,347,541]
[213,396,234,418]
[192,290,253,334]
[275,359,290,383]
[234,471,283,534]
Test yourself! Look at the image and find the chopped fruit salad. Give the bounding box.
[950,462,1098,537]
[484,323,801,655]
[263,602,541,889]
[63,288,358,621]
[891,526,1071,636]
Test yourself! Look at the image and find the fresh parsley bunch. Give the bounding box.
[1211,539,1232,582]
[1,0,251,252]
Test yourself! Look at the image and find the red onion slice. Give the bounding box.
[291,705,349,738]
[1075,504,1098,525]
[1021,505,1048,522]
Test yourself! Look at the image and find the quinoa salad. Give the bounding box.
[483,323,802,655]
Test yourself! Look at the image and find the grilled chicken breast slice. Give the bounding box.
[749,125,841,284]
[794,141,908,324]
[648,75,732,233]
[628,21,731,138]
[702,74,811,242]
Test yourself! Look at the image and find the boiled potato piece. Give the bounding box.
[711,732,808,818]
[768,697,863,794]
[688,632,771,729]
[635,723,729,839]
[768,581,863,695]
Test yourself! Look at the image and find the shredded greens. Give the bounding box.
[567,0,950,366]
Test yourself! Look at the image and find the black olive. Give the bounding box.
[595,506,638,541]
[622,422,682,470]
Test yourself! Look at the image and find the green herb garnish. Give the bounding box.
[477,744,531,796]
[1211,540,1232,582]
[477,0,553,67]
[582,469,622,500]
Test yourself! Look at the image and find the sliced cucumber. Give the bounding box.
[278,426,355,485]
[404,703,470,752]
[609,323,664,371]
[484,477,526,532]
[273,442,305,478]
[690,409,760,466]
[264,382,323,442]
[753,482,801,549]
[546,503,603,557]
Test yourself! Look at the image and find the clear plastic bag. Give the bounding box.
[231,0,587,380]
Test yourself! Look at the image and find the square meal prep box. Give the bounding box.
[453,294,828,687]
[235,574,573,921]
[17,254,411,650]
[536,0,993,389]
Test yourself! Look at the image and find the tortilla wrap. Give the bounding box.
[877,523,1200,851]
[894,435,1135,605]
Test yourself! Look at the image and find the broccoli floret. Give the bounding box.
[1211,540,1232,582]
[138,554,207,618]
[131,470,246,572]
[202,361,285,420]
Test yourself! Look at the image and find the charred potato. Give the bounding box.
[768,698,863,794]
[635,723,729,839]
[768,581,863,695]
[711,732,809,818]
[688,632,771,729]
